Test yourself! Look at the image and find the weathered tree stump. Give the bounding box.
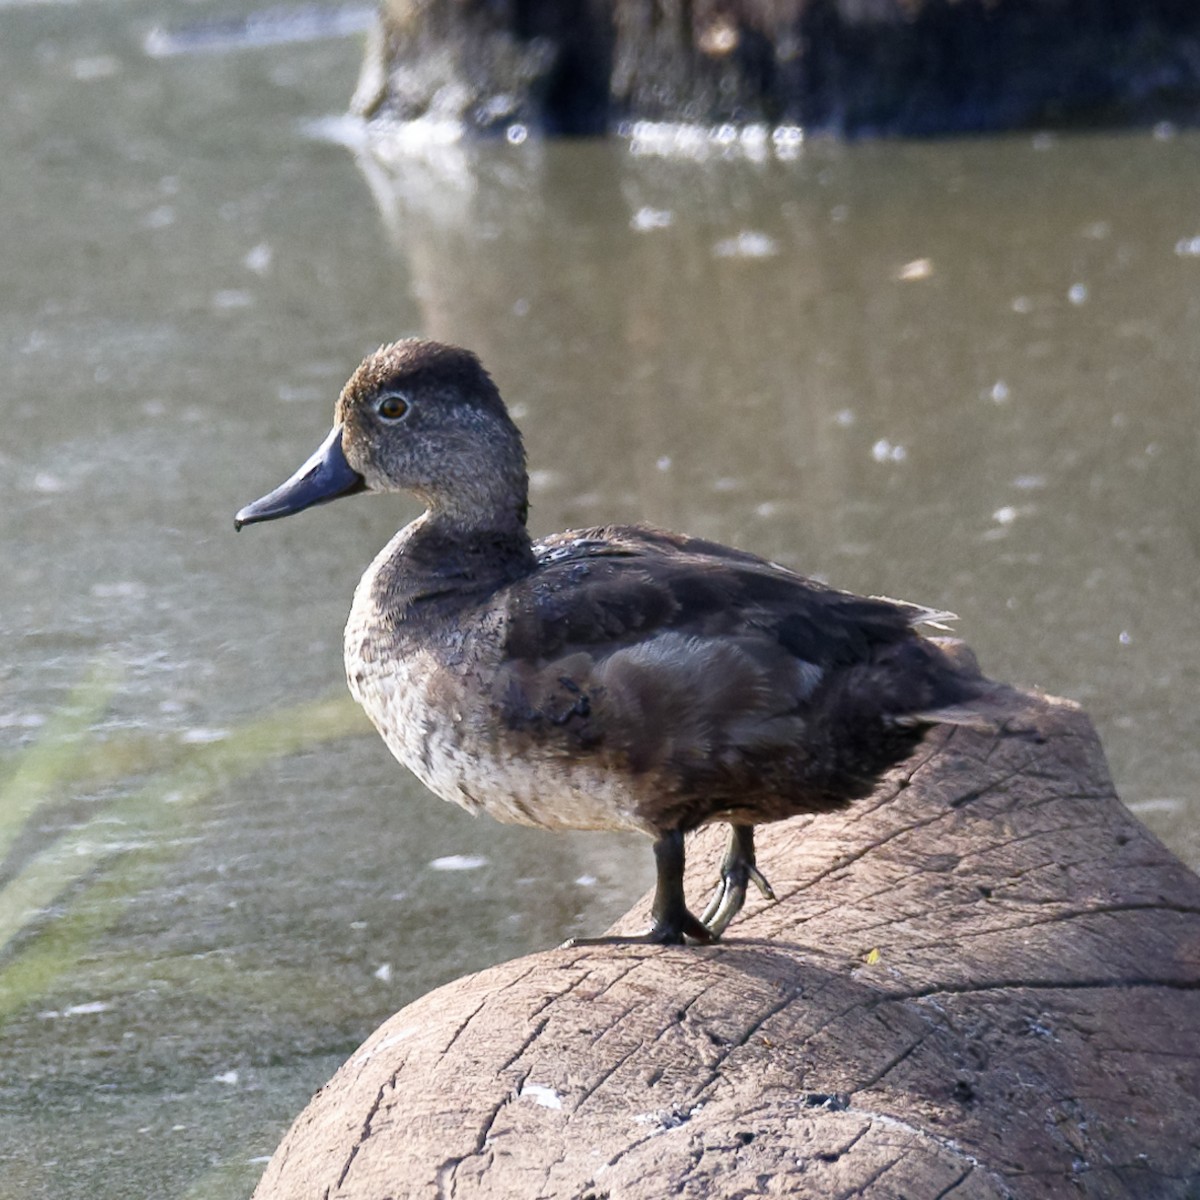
[253,692,1200,1198]
[362,0,1200,135]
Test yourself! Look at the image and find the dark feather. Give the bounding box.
[484,524,983,832]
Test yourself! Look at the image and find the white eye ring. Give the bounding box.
[377,394,409,421]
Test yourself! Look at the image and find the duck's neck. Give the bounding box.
[367,508,537,617]
[411,506,534,571]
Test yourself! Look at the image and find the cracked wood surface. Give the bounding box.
[253,693,1200,1199]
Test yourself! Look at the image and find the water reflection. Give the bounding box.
[1,5,1198,1196]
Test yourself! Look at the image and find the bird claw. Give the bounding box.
[749,863,776,901]
[700,826,776,938]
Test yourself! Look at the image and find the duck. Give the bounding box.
[236,338,994,944]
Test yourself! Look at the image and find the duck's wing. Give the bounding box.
[491,527,969,806]
[506,525,946,667]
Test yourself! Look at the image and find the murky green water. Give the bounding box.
[1,2,1198,1195]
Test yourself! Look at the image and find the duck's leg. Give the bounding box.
[566,830,712,946]
[700,823,776,938]
[644,829,714,943]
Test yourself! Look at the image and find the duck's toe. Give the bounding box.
[701,824,777,937]
[563,908,714,948]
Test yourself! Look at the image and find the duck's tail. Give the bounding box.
[889,637,1026,733]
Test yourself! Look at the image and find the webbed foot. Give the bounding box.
[700,824,775,938]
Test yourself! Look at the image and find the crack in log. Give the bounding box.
[931,1166,975,1198]
[332,1077,390,1192]
[951,821,1099,862]
[999,1158,1189,1181]
[851,1027,931,1090]
[1100,1045,1200,1060]
[569,1130,665,1200]
[435,1082,522,1200]
[497,1016,549,1072]
[778,806,961,897]
[650,985,709,1040]
[573,1039,646,1112]
[836,1107,1002,1191]
[832,1148,906,1199]
[846,1108,979,1157]
[486,957,545,1001]
[777,759,1040,901]
[793,864,987,933]
[991,897,1200,916]
[526,967,593,1019]
[671,1132,707,1193]
[889,976,1200,1002]
[693,992,796,1096]
[888,898,1199,945]
[945,756,1054,811]
[840,1123,871,1155]
[988,855,1098,891]
[804,1119,872,1164]
[735,974,868,1052]
[584,956,646,1002]
[900,900,1200,952]
[796,872,953,928]
[581,1001,641,1047]
[439,995,492,1056]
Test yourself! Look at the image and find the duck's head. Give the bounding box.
[235,339,528,532]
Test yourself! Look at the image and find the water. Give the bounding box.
[1,3,1198,1196]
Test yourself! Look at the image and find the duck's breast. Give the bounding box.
[344,589,659,837]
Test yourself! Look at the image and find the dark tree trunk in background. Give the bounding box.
[358,0,1200,135]
[252,693,1200,1198]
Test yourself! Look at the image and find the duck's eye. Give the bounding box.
[377,395,409,421]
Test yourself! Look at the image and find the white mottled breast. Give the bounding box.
[343,552,657,838]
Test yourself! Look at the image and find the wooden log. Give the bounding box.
[253,692,1200,1198]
